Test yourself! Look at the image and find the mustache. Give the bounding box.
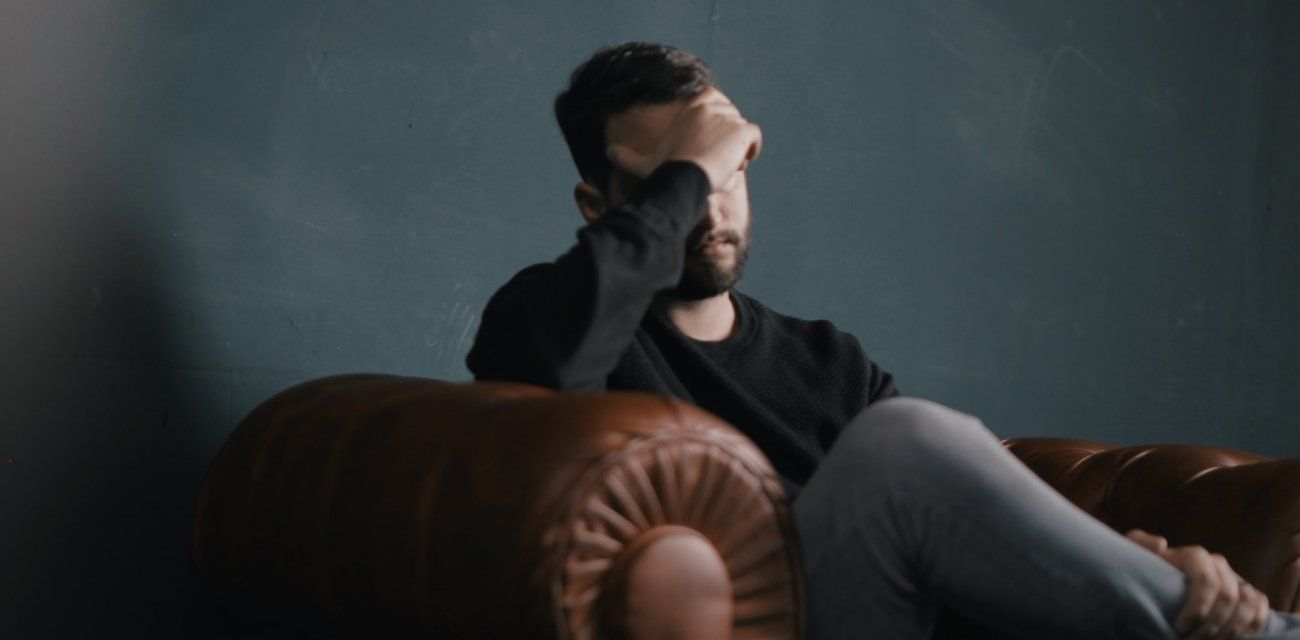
[687,229,743,253]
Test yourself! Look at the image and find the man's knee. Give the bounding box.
[834,396,992,465]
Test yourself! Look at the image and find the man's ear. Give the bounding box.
[573,181,606,224]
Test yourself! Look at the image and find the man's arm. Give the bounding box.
[466,161,710,391]
[468,87,762,391]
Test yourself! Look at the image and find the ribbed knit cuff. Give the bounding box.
[635,160,711,234]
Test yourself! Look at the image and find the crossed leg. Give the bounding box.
[792,396,1299,639]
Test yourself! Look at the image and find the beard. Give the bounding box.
[666,226,750,301]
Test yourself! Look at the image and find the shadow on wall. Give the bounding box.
[0,3,222,636]
[1,175,221,637]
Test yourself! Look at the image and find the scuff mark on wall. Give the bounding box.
[1016,44,1176,191]
[705,0,722,62]
[428,296,479,376]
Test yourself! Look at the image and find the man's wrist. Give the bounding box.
[632,160,711,232]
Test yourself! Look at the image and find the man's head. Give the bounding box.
[555,42,752,301]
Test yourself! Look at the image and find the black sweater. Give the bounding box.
[466,161,898,493]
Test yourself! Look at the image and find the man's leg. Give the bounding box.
[792,396,1298,639]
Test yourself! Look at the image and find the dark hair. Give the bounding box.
[554,42,715,197]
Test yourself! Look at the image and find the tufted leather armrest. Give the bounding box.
[1003,437,1300,613]
[190,374,804,638]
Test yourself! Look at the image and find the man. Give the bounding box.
[466,42,1298,639]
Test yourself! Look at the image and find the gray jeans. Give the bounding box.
[792,397,1300,639]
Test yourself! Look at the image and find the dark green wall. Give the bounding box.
[2,1,1296,636]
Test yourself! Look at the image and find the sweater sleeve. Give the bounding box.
[814,331,900,450]
[465,161,711,391]
[839,331,899,414]
[866,355,899,403]
[831,331,898,435]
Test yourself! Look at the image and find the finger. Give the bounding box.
[687,101,742,123]
[1217,581,1263,640]
[683,93,737,112]
[1193,555,1238,640]
[688,87,733,109]
[1231,578,1270,636]
[1229,581,1270,640]
[1126,529,1168,555]
[1131,529,1166,554]
[1250,585,1272,635]
[605,143,656,179]
[1175,547,1219,635]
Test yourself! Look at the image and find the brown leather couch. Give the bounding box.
[190,374,1300,638]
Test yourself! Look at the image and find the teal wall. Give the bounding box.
[2,1,1296,636]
